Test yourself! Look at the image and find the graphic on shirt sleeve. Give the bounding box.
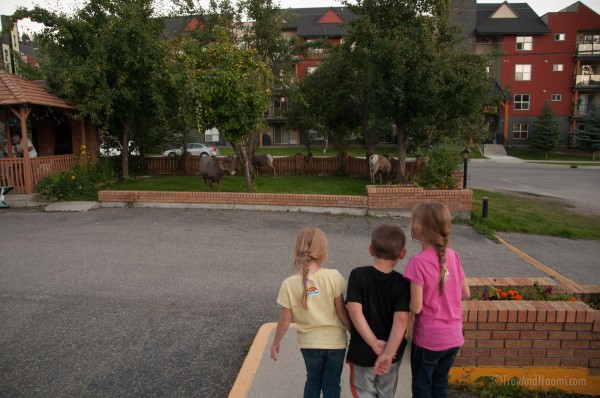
[307,286,320,299]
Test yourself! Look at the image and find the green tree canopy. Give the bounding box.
[578,105,600,160]
[12,0,170,179]
[531,102,561,159]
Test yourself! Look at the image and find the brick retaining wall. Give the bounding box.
[98,186,473,215]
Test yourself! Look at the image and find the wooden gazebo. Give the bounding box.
[0,70,100,194]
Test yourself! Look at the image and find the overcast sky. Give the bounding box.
[1,0,599,34]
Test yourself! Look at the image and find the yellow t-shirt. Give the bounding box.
[277,268,348,349]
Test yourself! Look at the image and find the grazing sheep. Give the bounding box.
[199,156,236,192]
[252,154,276,176]
[369,154,392,184]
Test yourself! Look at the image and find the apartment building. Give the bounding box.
[473,1,600,146]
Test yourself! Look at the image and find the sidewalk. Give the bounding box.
[229,323,413,398]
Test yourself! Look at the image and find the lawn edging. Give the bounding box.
[98,186,472,216]
[450,277,600,395]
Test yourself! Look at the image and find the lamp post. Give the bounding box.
[461,147,471,189]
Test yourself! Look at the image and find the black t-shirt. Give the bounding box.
[346,266,410,367]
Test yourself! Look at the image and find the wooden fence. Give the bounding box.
[0,154,79,194]
[146,154,422,179]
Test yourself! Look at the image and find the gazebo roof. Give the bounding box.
[0,70,75,110]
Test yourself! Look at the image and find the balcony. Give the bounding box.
[574,74,600,88]
[265,106,287,123]
[573,104,596,117]
[577,43,600,57]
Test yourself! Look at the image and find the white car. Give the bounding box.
[162,143,220,157]
[100,141,140,156]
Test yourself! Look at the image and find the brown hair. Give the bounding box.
[371,224,406,260]
[411,202,452,294]
[293,226,328,310]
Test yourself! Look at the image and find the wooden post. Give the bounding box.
[80,117,86,151]
[19,104,33,194]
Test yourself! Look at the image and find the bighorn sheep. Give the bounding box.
[252,154,276,176]
[369,154,392,184]
[199,156,236,192]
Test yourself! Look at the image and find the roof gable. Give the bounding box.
[0,70,74,109]
[476,2,550,35]
[490,2,519,18]
[318,9,343,24]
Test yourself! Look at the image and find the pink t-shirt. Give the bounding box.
[404,247,465,351]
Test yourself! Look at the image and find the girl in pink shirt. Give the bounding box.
[403,202,470,398]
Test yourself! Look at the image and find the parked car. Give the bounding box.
[162,143,220,157]
[100,141,140,156]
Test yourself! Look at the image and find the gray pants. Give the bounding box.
[347,361,400,398]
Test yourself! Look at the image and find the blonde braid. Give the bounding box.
[437,245,448,295]
[301,257,310,310]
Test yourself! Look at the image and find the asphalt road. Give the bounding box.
[468,160,600,215]
[1,207,552,398]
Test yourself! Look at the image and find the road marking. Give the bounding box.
[228,323,297,398]
[494,234,584,293]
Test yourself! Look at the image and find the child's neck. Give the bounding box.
[307,261,321,274]
[373,258,397,274]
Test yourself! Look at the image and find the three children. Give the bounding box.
[271,201,468,398]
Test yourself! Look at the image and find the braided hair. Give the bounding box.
[293,226,328,310]
[411,202,452,295]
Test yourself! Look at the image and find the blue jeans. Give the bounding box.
[300,348,346,398]
[410,343,460,398]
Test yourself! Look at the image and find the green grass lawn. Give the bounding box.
[106,175,371,196]
[506,146,595,161]
[466,189,600,240]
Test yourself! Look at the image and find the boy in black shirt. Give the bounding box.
[346,224,410,397]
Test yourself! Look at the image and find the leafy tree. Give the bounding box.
[530,102,560,159]
[337,0,492,181]
[578,105,600,160]
[192,27,272,191]
[12,0,170,179]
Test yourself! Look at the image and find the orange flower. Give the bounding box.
[500,291,508,299]
[568,297,578,301]
[515,295,522,300]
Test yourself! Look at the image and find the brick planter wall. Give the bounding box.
[366,185,472,217]
[98,186,472,216]
[450,279,600,395]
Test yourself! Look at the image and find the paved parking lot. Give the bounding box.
[0,207,594,397]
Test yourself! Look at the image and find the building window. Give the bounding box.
[555,33,566,41]
[513,123,529,139]
[307,66,317,75]
[514,94,530,110]
[516,36,533,51]
[477,36,495,44]
[515,64,531,81]
[553,64,564,72]
[486,65,494,75]
[551,94,562,102]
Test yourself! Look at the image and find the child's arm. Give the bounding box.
[334,294,352,332]
[409,282,423,314]
[270,306,292,361]
[347,302,386,355]
[462,278,471,300]
[374,311,409,375]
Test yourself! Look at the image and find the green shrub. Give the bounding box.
[416,143,463,189]
[37,158,117,201]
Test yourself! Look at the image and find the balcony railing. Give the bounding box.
[573,104,596,117]
[575,74,600,86]
[266,107,287,119]
[577,43,600,56]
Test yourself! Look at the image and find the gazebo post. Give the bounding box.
[18,104,33,194]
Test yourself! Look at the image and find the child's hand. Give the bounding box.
[270,343,280,361]
[374,353,394,375]
[370,339,387,356]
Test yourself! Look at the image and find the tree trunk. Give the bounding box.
[121,125,130,180]
[395,118,407,182]
[240,142,253,192]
